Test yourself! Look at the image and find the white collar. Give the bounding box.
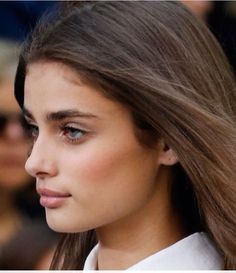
[83,232,223,270]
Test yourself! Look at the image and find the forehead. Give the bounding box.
[26,61,81,87]
[24,61,129,119]
[0,78,20,113]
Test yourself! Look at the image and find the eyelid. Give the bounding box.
[59,120,92,131]
[61,122,88,133]
[23,118,38,130]
[23,122,39,141]
[23,119,92,143]
[59,124,88,144]
[24,116,36,124]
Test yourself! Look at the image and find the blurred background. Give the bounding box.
[0,1,235,270]
[182,1,236,76]
[0,1,59,270]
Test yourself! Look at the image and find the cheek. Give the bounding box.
[61,141,157,203]
[63,146,124,185]
[49,141,159,232]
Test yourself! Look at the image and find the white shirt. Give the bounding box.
[83,232,223,270]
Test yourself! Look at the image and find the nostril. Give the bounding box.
[25,151,58,179]
[36,172,48,180]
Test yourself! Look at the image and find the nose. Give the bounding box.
[25,135,58,179]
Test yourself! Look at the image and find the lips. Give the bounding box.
[37,188,71,198]
[37,188,72,208]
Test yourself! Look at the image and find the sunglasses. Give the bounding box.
[0,112,29,136]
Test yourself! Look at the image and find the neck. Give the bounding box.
[96,168,187,270]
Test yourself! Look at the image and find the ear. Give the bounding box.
[157,141,179,166]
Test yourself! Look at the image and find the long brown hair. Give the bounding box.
[15,1,236,269]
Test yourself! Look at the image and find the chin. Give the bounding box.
[48,224,93,233]
[45,213,95,233]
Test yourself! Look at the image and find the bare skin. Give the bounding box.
[96,166,185,270]
[24,61,186,270]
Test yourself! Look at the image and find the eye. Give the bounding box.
[62,125,86,143]
[25,123,39,140]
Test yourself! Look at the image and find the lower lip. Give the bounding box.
[40,196,70,208]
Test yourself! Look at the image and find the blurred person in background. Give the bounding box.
[181,1,213,21]
[0,3,60,269]
[0,39,43,247]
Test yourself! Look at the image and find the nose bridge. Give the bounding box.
[25,133,57,177]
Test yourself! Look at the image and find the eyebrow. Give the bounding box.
[22,107,99,122]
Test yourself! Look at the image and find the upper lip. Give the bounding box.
[37,188,71,198]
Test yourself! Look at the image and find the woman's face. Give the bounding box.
[24,62,164,233]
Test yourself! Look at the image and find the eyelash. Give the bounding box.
[24,124,38,140]
[59,124,86,144]
[25,123,87,144]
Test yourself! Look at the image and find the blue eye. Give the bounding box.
[63,126,85,142]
